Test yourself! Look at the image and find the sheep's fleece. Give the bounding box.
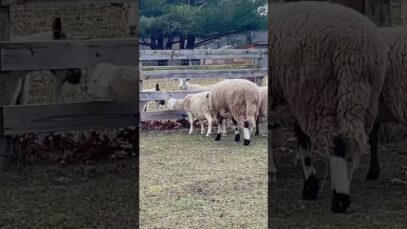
[268,1,387,160]
[208,79,260,129]
[377,26,407,125]
[88,63,138,102]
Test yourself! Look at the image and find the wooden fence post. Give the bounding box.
[0,5,13,172]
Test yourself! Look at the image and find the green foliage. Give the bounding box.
[139,0,267,49]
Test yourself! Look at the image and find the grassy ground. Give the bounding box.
[139,124,268,228]
[270,128,407,229]
[0,160,138,228]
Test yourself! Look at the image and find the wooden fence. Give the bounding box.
[139,48,268,121]
[0,0,269,171]
[0,0,137,171]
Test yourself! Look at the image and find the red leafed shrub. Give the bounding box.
[9,119,197,168]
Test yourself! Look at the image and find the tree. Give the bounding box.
[139,0,267,50]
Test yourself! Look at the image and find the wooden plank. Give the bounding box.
[0,38,138,71]
[140,111,268,122]
[140,110,188,121]
[1,0,136,5]
[141,64,258,71]
[140,90,209,101]
[140,68,268,80]
[1,101,138,135]
[140,49,268,61]
[0,5,11,171]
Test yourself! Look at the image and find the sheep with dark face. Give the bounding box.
[269,1,387,213]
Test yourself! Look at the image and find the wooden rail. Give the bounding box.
[0,1,140,171]
[140,49,267,61]
[0,39,138,71]
[0,0,135,6]
[139,48,268,122]
[140,90,209,101]
[0,101,138,135]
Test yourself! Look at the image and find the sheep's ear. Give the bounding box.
[206,94,209,98]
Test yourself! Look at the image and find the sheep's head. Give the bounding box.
[179,78,190,90]
[86,63,117,100]
[166,98,178,110]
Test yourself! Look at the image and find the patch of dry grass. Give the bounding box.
[0,160,138,228]
[139,125,268,228]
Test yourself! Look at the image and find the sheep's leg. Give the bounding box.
[222,119,227,136]
[366,122,381,181]
[330,136,352,213]
[232,119,240,143]
[243,120,251,146]
[200,121,205,134]
[214,115,224,141]
[255,116,260,136]
[187,112,194,134]
[294,125,319,200]
[205,114,213,137]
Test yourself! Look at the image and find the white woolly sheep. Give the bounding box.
[11,17,89,105]
[183,91,215,136]
[208,78,261,146]
[365,25,407,181]
[269,1,387,213]
[166,95,227,135]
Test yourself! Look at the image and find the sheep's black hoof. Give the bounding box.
[366,168,380,181]
[234,134,240,142]
[244,139,250,146]
[255,130,259,136]
[215,133,221,141]
[302,174,319,200]
[331,191,351,213]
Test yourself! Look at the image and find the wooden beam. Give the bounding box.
[0,0,136,5]
[140,90,209,101]
[0,5,12,171]
[141,64,258,71]
[140,49,268,61]
[140,68,268,80]
[140,110,188,121]
[0,38,138,71]
[1,101,138,135]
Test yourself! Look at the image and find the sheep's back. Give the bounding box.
[378,26,407,125]
[210,79,261,116]
[269,1,387,145]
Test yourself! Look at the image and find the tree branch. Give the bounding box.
[193,31,241,48]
